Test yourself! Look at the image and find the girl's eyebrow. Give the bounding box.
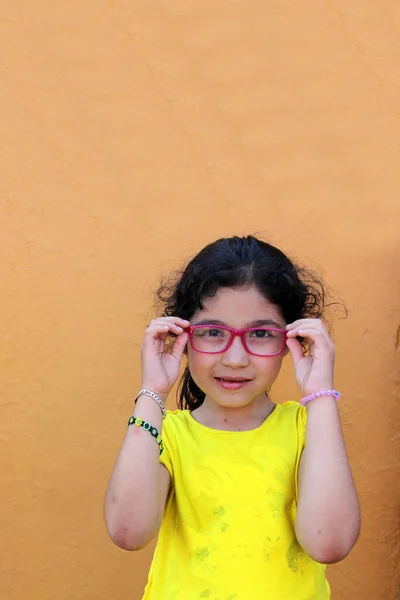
[249,319,284,329]
[192,319,225,326]
[192,318,284,329]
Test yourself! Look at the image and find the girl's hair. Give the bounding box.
[156,235,335,411]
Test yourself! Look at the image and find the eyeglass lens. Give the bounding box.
[191,326,284,355]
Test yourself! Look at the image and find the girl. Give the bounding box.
[104,235,360,600]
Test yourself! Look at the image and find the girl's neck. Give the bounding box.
[191,393,275,432]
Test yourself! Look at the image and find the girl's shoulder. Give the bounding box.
[281,399,307,418]
[164,408,190,423]
[162,409,192,437]
[163,408,194,435]
[281,400,308,431]
[163,402,307,438]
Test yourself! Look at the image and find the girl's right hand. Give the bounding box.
[140,317,190,400]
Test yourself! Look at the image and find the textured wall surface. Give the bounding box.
[1,2,399,599]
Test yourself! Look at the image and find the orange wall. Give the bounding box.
[1,2,399,599]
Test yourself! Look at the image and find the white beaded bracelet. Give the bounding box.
[135,389,167,419]
[300,390,340,406]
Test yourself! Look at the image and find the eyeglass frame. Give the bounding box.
[187,324,287,357]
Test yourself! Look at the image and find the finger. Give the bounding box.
[287,327,323,337]
[287,325,330,339]
[150,317,190,328]
[144,324,170,336]
[286,319,326,332]
[285,338,305,365]
[287,328,333,352]
[170,331,189,361]
[286,322,333,349]
[142,325,171,349]
[146,321,186,336]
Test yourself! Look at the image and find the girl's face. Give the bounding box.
[187,285,286,410]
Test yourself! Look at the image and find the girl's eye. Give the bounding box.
[207,328,223,337]
[250,329,273,338]
[194,327,225,337]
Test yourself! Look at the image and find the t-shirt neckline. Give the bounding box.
[186,402,281,435]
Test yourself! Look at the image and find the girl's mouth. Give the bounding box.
[215,377,252,390]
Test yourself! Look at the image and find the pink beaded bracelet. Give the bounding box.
[300,389,340,406]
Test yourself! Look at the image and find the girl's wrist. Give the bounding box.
[301,383,334,397]
[140,385,169,404]
[300,389,340,407]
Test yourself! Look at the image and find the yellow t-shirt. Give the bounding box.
[142,402,330,600]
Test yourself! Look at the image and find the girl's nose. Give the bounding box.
[221,334,250,367]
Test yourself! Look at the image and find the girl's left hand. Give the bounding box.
[285,319,335,397]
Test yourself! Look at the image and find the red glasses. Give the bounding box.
[188,325,287,357]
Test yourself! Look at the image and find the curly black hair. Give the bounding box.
[156,235,339,411]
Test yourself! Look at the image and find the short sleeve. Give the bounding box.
[294,404,307,500]
[159,443,173,478]
[158,412,175,481]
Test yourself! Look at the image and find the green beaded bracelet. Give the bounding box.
[127,416,164,455]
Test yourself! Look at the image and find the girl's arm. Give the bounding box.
[286,319,361,564]
[104,316,190,551]
[295,397,360,563]
[104,395,170,551]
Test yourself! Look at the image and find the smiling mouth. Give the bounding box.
[215,377,252,382]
